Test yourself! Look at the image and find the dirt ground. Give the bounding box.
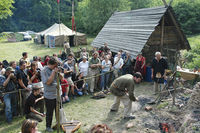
[65,82,160,133]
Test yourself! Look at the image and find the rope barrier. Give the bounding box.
[0,69,115,96]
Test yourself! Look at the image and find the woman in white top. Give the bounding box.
[101,55,112,91]
[78,56,89,77]
[113,52,124,78]
[0,62,5,75]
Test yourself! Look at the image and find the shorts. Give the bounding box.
[66,77,74,86]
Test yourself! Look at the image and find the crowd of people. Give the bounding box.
[0,42,168,132]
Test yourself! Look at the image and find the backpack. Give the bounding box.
[0,75,5,89]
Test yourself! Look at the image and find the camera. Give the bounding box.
[58,66,64,73]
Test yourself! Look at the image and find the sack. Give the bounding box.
[59,108,68,124]
[156,72,162,78]
[0,75,5,87]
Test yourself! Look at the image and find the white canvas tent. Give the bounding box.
[37,23,87,47]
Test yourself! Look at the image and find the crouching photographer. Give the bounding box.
[24,86,45,122]
[0,67,18,123]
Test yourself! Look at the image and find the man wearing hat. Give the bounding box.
[24,86,45,122]
[1,67,18,123]
[110,73,142,119]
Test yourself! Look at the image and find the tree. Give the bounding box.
[76,0,131,35]
[129,0,150,10]
[0,0,14,19]
[174,1,200,35]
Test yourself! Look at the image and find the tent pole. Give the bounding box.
[58,1,61,35]
[58,0,61,47]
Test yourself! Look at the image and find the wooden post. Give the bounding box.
[56,73,61,133]
[172,71,176,106]
[169,0,174,6]
[160,17,165,53]
[172,51,178,106]
[162,0,168,7]
[168,9,189,50]
[19,89,23,116]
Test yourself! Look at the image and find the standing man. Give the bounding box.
[19,52,30,68]
[113,52,124,78]
[151,52,168,95]
[63,59,75,99]
[41,57,60,132]
[122,51,132,75]
[67,53,77,81]
[64,42,71,56]
[24,86,45,122]
[1,67,18,123]
[9,61,17,71]
[89,51,101,93]
[110,73,142,119]
[103,43,110,54]
[17,61,31,108]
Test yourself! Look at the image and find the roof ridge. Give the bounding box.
[114,6,167,15]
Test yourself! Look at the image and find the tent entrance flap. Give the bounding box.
[69,35,74,47]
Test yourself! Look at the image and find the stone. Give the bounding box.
[126,122,134,129]
[145,106,153,111]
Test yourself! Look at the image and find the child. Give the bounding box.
[60,74,70,103]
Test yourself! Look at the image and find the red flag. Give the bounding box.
[57,0,60,4]
[72,16,75,32]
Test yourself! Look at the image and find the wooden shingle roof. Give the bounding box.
[92,6,190,58]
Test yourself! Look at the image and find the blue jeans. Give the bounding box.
[101,71,110,91]
[3,93,17,122]
[75,83,89,95]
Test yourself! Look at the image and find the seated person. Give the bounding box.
[24,86,45,122]
[60,74,70,103]
[74,73,88,95]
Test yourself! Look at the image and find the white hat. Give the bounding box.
[83,56,87,59]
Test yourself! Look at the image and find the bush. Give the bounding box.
[183,35,200,69]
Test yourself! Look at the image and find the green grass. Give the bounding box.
[182,34,200,68]
[0,82,155,133]
[0,36,94,132]
[187,34,200,48]
[156,101,169,109]
[0,36,94,62]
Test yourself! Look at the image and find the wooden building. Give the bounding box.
[91,6,191,69]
